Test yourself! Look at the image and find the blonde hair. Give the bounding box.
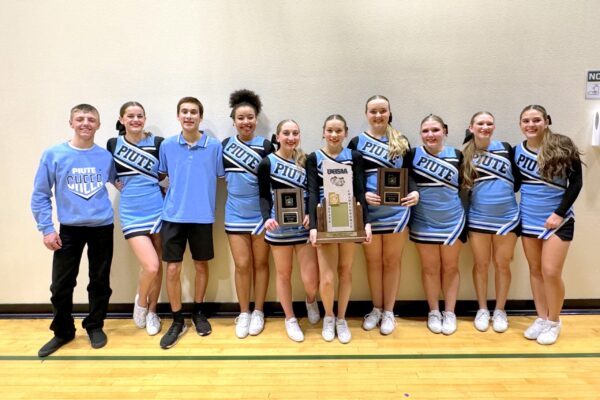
[461,111,494,189]
[520,105,583,180]
[275,119,306,168]
[365,95,409,160]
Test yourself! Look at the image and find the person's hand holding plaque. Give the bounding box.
[400,190,420,207]
[365,191,381,206]
[264,218,279,232]
[302,214,310,230]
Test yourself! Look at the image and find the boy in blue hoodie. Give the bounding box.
[31,104,116,357]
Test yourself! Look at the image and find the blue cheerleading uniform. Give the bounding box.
[222,135,274,234]
[107,135,163,239]
[258,153,310,245]
[348,133,411,234]
[306,148,367,230]
[467,141,519,235]
[409,146,465,245]
[514,141,582,240]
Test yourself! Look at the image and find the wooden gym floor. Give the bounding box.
[0,315,599,399]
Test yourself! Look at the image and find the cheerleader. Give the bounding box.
[107,101,163,336]
[222,89,274,338]
[306,114,372,344]
[348,95,419,335]
[410,114,465,335]
[515,105,583,345]
[257,120,320,342]
[461,111,519,333]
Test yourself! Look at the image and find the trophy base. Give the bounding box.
[315,230,367,244]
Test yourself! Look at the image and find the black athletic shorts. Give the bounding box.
[161,221,214,262]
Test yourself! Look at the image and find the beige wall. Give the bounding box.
[2,0,599,304]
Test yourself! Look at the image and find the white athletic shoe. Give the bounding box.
[305,299,320,324]
[427,310,443,334]
[536,320,561,345]
[234,312,251,339]
[249,310,265,336]
[322,316,336,342]
[362,307,382,331]
[492,309,509,333]
[379,311,396,335]
[146,311,161,336]
[524,318,548,340]
[285,317,304,342]
[442,311,457,335]
[336,318,352,344]
[474,309,490,332]
[133,294,148,329]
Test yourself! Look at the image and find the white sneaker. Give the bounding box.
[285,317,304,342]
[362,307,382,331]
[427,310,442,334]
[524,318,548,340]
[492,309,508,333]
[234,312,251,339]
[336,318,352,344]
[442,311,457,335]
[305,299,320,324]
[249,310,265,336]
[133,294,148,328]
[322,316,336,342]
[536,320,561,345]
[380,311,396,335]
[146,311,161,336]
[474,309,490,332]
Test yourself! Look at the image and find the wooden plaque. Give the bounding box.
[275,188,304,227]
[377,168,408,205]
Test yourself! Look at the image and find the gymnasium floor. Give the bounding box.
[1,315,599,399]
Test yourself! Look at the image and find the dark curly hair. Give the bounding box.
[229,89,262,118]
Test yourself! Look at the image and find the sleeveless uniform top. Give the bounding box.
[257,153,309,245]
[306,148,367,231]
[348,133,411,234]
[409,146,465,245]
[467,140,519,235]
[107,134,163,238]
[514,141,574,240]
[222,135,274,234]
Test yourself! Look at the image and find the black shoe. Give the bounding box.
[192,311,212,336]
[160,320,188,349]
[87,328,108,349]
[38,335,74,357]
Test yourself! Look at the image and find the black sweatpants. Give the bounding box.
[49,224,113,338]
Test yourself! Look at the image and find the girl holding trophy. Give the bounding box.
[307,114,372,344]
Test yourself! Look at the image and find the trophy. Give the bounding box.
[274,188,304,227]
[316,159,366,243]
[377,168,408,205]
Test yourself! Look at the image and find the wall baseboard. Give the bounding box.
[1,299,599,319]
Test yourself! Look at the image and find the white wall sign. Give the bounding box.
[587,70,600,99]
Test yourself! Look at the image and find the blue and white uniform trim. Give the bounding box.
[107,135,163,238]
[409,146,465,245]
[467,141,520,235]
[259,153,310,246]
[222,135,273,234]
[514,142,573,240]
[348,133,411,234]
